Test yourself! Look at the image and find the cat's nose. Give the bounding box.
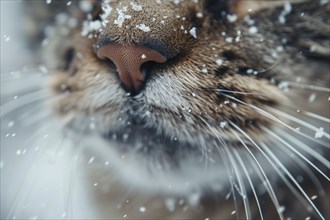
[96,43,167,94]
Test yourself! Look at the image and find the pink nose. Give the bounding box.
[97,43,167,94]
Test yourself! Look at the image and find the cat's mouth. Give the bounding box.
[92,95,200,157]
[101,122,198,159]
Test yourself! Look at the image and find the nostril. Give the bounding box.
[104,58,117,70]
[140,61,157,80]
[63,48,75,71]
[96,43,167,94]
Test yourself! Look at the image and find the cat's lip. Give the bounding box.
[102,124,196,157]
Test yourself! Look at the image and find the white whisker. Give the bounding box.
[224,94,329,148]
[229,122,284,220]
[223,145,250,219]
[16,102,46,122]
[1,90,50,117]
[1,72,49,83]
[264,127,329,181]
[268,137,325,195]
[261,143,325,219]
[231,121,324,218]
[302,111,330,124]
[198,116,241,217]
[245,147,311,218]
[269,107,330,139]
[277,130,329,169]
[5,123,59,219]
[214,89,259,95]
[256,142,312,210]
[229,148,251,220]
[65,121,89,220]
[1,65,57,79]
[1,68,44,78]
[66,150,76,220]
[22,109,52,127]
[279,81,330,92]
[258,58,281,73]
[233,149,264,220]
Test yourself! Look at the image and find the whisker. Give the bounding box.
[264,127,329,181]
[268,107,330,139]
[200,141,209,179]
[213,89,259,95]
[1,65,58,79]
[277,130,329,169]
[1,72,50,83]
[230,121,324,219]
[5,123,60,219]
[260,143,325,220]
[12,173,43,219]
[228,148,251,220]
[2,97,58,129]
[15,102,47,122]
[191,119,208,167]
[302,111,330,124]
[1,68,45,78]
[233,149,264,220]
[66,150,77,220]
[1,90,51,117]
[2,84,46,99]
[246,147,312,218]
[1,87,48,103]
[224,94,329,147]
[278,81,330,92]
[280,105,330,125]
[22,109,53,127]
[229,122,284,220]
[219,142,247,219]
[198,116,241,217]
[258,58,281,73]
[255,142,314,213]
[266,135,325,196]
[65,121,89,219]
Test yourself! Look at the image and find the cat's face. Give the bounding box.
[48,0,296,192]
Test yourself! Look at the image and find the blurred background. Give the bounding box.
[1,1,329,219]
[0,2,94,219]
[1,1,32,73]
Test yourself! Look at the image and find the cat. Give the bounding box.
[1,0,329,219]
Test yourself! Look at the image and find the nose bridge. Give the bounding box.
[97,43,167,94]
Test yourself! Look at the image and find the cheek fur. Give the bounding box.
[7,1,327,219]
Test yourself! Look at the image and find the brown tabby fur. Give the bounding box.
[22,0,329,219]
